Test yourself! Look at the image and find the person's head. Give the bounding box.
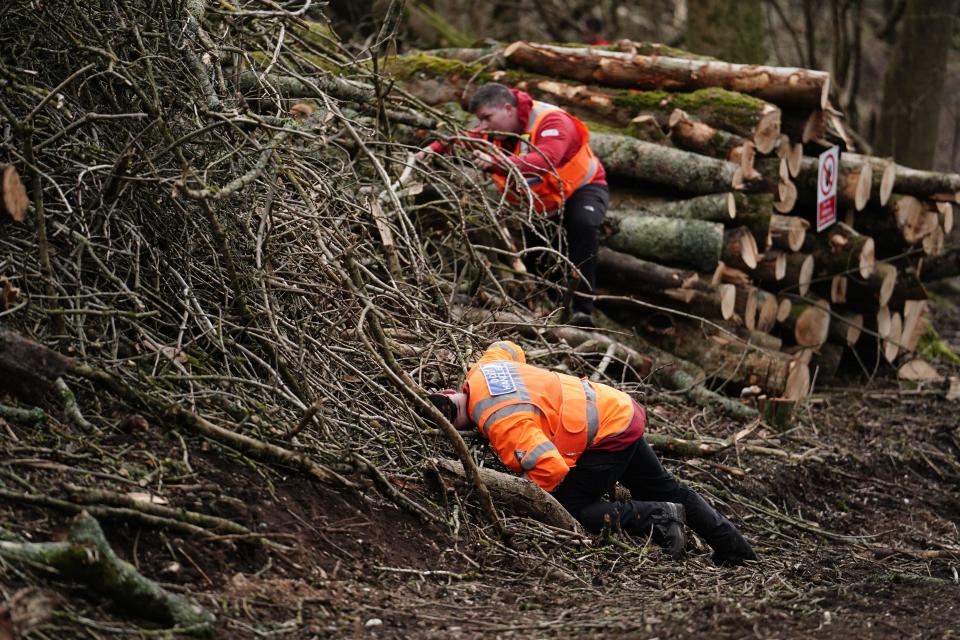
[468,83,520,139]
[427,390,469,428]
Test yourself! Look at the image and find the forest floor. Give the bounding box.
[3,292,960,640]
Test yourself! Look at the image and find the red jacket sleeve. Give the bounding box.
[492,112,581,178]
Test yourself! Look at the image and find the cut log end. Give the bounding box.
[798,253,814,296]
[726,192,736,219]
[719,283,736,320]
[876,306,892,339]
[922,225,945,257]
[859,237,875,279]
[877,263,897,307]
[855,163,872,211]
[2,165,29,222]
[754,108,781,155]
[774,179,797,213]
[795,300,831,347]
[936,201,954,234]
[784,360,811,401]
[788,143,803,178]
[830,275,848,304]
[879,161,895,205]
[882,312,903,363]
[777,297,792,323]
[845,313,864,346]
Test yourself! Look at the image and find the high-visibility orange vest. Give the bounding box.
[464,341,635,492]
[487,101,600,213]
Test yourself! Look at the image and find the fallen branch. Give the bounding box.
[0,511,215,635]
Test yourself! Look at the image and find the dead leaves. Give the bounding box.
[1,166,28,222]
[0,277,20,311]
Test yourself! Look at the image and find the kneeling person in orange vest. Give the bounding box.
[429,340,757,565]
[416,83,606,327]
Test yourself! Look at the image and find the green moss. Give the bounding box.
[382,53,483,81]
[916,324,960,366]
[290,20,336,49]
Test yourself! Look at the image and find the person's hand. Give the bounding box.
[415,147,436,164]
[472,149,496,171]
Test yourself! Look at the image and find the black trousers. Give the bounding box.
[552,437,749,555]
[523,183,608,314]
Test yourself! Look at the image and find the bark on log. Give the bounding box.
[551,325,654,377]
[602,211,724,272]
[649,192,737,222]
[592,312,759,420]
[668,109,757,177]
[769,214,808,251]
[890,164,960,200]
[638,315,810,399]
[0,330,72,401]
[802,222,875,279]
[755,250,787,282]
[595,249,737,321]
[732,192,774,247]
[920,248,960,280]
[505,77,781,151]
[589,132,745,194]
[781,296,831,347]
[757,252,813,295]
[856,195,936,252]
[828,310,864,346]
[428,459,582,532]
[846,261,898,308]
[502,41,830,110]
[0,512,214,634]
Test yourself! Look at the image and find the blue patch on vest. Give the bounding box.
[480,363,517,396]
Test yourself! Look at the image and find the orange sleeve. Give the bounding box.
[486,409,569,492]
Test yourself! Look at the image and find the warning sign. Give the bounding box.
[816,146,839,232]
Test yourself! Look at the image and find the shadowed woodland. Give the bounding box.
[1,1,960,638]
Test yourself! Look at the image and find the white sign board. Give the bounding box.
[816,145,839,232]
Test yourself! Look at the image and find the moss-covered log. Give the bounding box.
[590,132,745,195]
[602,211,724,272]
[620,192,737,223]
[502,42,830,110]
[668,109,757,174]
[0,512,214,635]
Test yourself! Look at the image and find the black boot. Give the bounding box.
[681,492,756,566]
[620,501,686,560]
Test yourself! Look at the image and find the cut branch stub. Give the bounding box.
[2,165,28,222]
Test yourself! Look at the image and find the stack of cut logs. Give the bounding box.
[394,41,960,421]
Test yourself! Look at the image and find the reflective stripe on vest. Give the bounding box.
[554,373,600,462]
[489,340,521,361]
[521,440,560,471]
[481,402,545,439]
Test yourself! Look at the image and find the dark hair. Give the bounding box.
[427,393,458,423]
[468,83,517,113]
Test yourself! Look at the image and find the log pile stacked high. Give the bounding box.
[389,41,960,422]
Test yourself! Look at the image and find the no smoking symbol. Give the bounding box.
[820,155,836,195]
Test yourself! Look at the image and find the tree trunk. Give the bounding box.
[889,163,960,199]
[589,132,745,194]
[613,192,736,223]
[502,41,828,110]
[602,211,724,272]
[685,0,767,64]
[874,0,960,169]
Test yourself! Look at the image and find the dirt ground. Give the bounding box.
[3,296,960,639]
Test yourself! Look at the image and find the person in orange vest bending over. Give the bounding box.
[416,82,606,328]
[429,340,757,565]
